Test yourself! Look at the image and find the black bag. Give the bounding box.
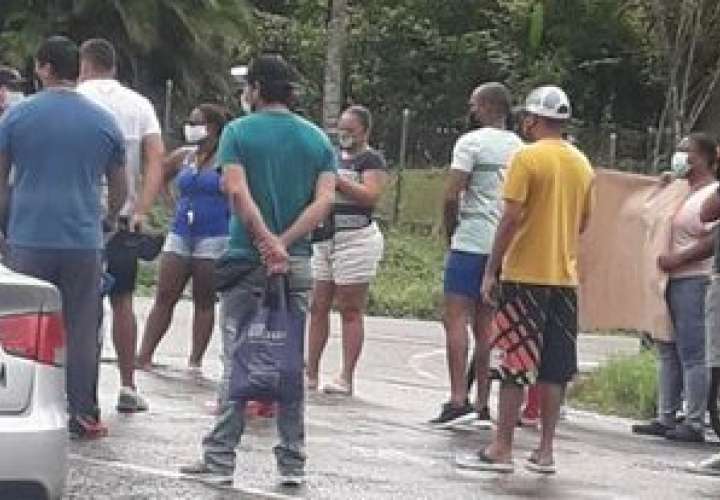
[107,230,165,262]
[310,213,335,243]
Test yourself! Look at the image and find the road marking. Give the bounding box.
[407,348,445,381]
[69,454,296,500]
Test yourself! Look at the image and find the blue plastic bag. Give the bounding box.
[230,274,305,404]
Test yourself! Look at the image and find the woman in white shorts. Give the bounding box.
[306,105,389,395]
[136,104,232,373]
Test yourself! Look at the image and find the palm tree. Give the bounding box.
[0,0,251,103]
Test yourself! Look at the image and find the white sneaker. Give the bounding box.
[116,386,149,413]
[322,379,352,396]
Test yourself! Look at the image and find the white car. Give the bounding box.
[0,264,68,499]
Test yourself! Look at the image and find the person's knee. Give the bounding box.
[154,285,181,309]
[110,292,133,314]
[339,303,363,323]
[310,295,332,317]
[192,288,216,311]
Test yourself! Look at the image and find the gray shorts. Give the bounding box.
[162,232,229,260]
[707,275,720,367]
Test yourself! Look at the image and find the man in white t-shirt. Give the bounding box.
[430,83,523,428]
[78,38,165,413]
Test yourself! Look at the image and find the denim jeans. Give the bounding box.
[202,259,310,475]
[8,246,102,419]
[706,275,720,368]
[658,276,709,430]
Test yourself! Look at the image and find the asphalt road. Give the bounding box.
[63,298,720,499]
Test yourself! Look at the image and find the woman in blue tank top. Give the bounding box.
[137,104,232,373]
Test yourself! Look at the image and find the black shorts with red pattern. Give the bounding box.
[491,282,578,386]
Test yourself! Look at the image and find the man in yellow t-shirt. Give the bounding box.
[457,86,594,475]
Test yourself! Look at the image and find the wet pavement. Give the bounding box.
[64,299,720,499]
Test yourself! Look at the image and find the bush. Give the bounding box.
[368,229,445,320]
[569,351,657,419]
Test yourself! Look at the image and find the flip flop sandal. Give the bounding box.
[455,450,515,473]
[525,450,556,474]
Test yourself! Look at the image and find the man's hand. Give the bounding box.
[482,273,499,307]
[658,252,683,273]
[256,235,289,275]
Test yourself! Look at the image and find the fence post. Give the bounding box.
[164,79,174,135]
[393,108,411,225]
[609,132,617,169]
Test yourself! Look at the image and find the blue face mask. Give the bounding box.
[671,151,690,178]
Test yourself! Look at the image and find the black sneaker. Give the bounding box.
[631,420,673,437]
[429,401,475,428]
[665,423,705,443]
[278,469,305,487]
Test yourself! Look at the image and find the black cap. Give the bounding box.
[0,66,22,86]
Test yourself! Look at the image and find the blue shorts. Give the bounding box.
[443,250,489,300]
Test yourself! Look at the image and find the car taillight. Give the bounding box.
[0,312,66,366]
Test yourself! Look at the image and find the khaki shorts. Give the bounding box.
[706,275,720,367]
[311,223,384,285]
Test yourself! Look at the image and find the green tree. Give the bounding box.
[0,0,251,118]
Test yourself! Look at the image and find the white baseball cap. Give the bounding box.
[525,85,571,120]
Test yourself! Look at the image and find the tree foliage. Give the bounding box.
[0,0,708,165]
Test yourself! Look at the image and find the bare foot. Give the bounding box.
[135,358,153,371]
[482,443,513,464]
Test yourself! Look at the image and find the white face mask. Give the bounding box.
[184,124,208,144]
[671,151,690,178]
[338,132,355,150]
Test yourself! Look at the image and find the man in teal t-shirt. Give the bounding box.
[220,105,336,262]
[181,55,336,487]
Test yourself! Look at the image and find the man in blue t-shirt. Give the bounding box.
[180,55,336,487]
[0,36,127,438]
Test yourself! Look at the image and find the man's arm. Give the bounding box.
[443,170,470,245]
[580,179,596,234]
[133,133,165,230]
[279,172,336,249]
[107,163,128,226]
[223,164,289,272]
[482,200,524,305]
[224,164,276,244]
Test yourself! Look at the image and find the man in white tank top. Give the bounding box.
[77,38,165,414]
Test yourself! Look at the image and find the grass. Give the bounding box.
[569,350,658,420]
[136,261,158,297]
[367,229,445,320]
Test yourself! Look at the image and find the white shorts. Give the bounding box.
[311,223,384,285]
[162,233,229,260]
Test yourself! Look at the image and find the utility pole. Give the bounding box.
[322,0,349,138]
